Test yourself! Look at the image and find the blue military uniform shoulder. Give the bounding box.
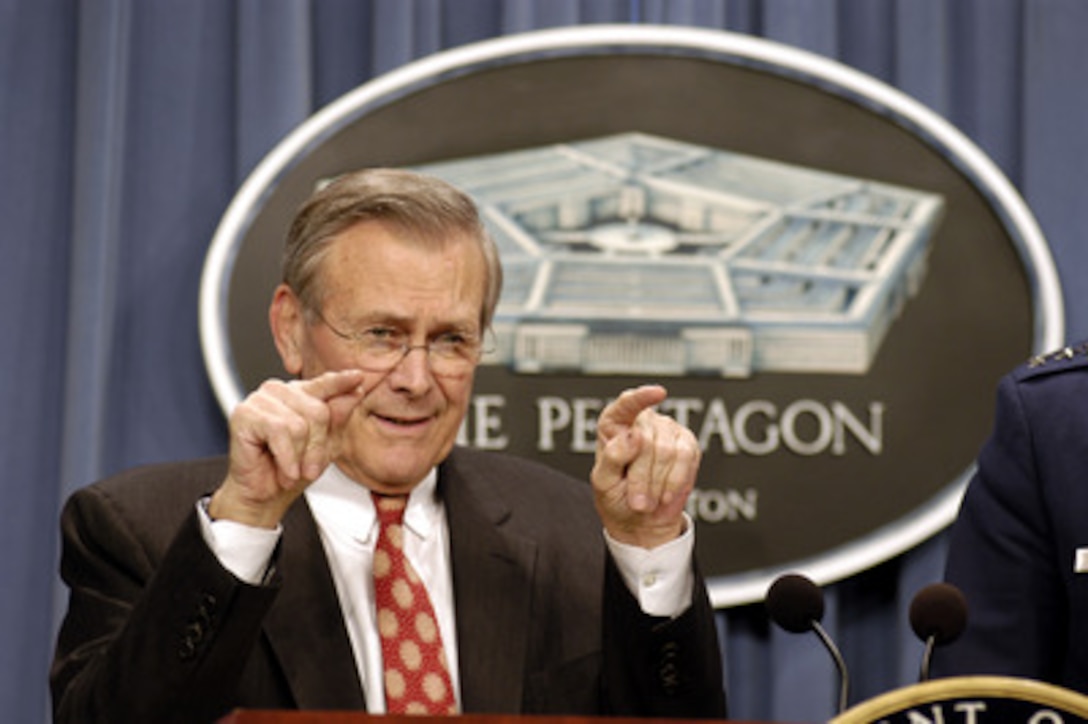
[1016,340,1088,381]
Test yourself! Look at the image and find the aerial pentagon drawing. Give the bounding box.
[415,132,945,377]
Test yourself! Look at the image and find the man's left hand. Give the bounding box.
[591,385,701,549]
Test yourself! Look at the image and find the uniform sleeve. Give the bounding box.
[936,371,1068,682]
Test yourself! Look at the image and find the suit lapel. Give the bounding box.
[257,454,538,713]
[262,498,366,710]
[442,452,537,713]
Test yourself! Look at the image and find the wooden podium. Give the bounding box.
[220,679,1088,723]
[220,714,742,724]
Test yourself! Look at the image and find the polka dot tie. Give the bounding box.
[371,493,457,715]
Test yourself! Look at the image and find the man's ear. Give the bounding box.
[269,284,305,376]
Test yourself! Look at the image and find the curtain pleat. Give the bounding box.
[0,2,78,718]
[1022,0,1088,322]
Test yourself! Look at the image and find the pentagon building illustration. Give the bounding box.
[415,132,944,377]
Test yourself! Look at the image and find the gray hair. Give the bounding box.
[282,167,503,330]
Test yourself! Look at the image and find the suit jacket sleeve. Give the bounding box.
[441,446,726,718]
[936,369,1069,682]
[51,470,281,723]
[601,553,727,718]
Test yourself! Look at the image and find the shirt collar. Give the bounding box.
[305,464,442,545]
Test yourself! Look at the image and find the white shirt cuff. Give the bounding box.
[604,513,696,618]
[196,498,281,585]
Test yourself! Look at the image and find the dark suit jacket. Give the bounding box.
[51,446,726,722]
[937,345,1088,691]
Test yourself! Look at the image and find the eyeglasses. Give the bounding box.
[311,307,484,378]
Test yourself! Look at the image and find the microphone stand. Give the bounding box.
[812,620,849,714]
[919,634,936,682]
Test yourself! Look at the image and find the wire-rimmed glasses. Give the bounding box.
[311,308,485,379]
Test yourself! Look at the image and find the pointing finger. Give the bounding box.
[598,385,668,442]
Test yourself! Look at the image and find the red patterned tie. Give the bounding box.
[371,492,457,714]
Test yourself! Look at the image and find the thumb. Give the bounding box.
[326,381,366,430]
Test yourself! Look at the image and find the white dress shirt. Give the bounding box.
[198,463,695,713]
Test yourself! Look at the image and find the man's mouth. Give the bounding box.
[374,412,430,427]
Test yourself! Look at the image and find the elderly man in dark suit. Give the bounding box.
[50,168,727,722]
[938,344,1088,692]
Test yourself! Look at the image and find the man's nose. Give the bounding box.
[386,344,434,391]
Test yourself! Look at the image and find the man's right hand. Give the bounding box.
[208,369,366,528]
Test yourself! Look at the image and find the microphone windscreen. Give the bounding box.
[909,583,968,645]
[766,573,825,633]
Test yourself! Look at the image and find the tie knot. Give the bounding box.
[372,492,408,526]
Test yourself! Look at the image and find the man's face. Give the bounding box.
[275,218,487,494]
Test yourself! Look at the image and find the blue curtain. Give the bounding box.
[4,1,1087,721]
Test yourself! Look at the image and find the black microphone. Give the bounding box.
[909,582,968,682]
[766,573,850,713]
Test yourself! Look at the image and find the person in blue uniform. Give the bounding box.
[938,342,1088,692]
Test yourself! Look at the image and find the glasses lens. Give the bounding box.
[429,344,478,378]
